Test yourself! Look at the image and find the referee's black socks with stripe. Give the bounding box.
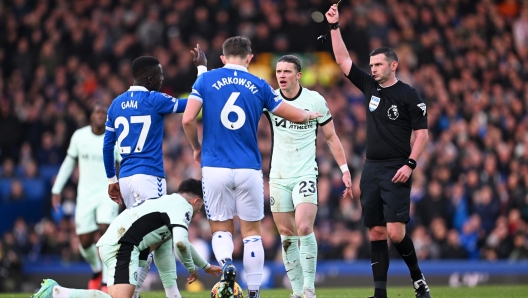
[371,240,389,298]
[393,234,423,282]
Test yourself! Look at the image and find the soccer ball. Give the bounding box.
[210,281,244,298]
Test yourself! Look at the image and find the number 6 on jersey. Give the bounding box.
[221,92,246,130]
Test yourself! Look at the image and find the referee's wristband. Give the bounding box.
[340,164,349,173]
[329,22,340,30]
[108,176,118,184]
[405,158,417,170]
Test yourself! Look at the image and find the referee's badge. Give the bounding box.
[369,95,380,112]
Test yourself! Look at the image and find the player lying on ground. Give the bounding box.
[33,179,222,298]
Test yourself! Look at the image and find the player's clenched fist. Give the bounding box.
[325,5,339,23]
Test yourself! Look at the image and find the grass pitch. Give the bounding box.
[2,285,528,298]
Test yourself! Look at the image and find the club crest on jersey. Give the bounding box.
[369,96,380,112]
[185,211,191,223]
[388,105,399,120]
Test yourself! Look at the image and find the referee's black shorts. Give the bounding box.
[359,159,411,227]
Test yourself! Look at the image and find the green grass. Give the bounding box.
[3,285,528,298]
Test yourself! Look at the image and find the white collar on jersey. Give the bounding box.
[128,86,149,92]
[223,64,248,72]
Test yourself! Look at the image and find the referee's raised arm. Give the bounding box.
[326,5,352,76]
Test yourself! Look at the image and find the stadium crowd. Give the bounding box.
[1,0,528,291]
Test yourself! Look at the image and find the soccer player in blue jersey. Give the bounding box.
[103,55,206,298]
[182,36,323,298]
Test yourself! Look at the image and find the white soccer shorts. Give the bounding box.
[202,167,264,222]
[119,174,167,209]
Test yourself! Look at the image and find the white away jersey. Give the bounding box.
[266,87,332,179]
[67,126,120,199]
[96,193,192,251]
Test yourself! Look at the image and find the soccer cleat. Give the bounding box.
[32,279,58,298]
[88,271,102,290]
[303,288,316,298]
[248,290,260,298]
[413,275,431,298]
[218,259,237,298]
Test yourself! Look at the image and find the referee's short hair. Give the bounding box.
[132,56,160,79]
[370,47,398,63]
[277,55,302,72]
[222,36,252,58]
[177,178,203,199]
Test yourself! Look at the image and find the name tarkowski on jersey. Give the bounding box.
[211,75,259,94]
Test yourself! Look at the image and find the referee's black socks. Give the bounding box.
[371,240,389,298]
[393,234,423,282]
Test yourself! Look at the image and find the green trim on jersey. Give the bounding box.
[266,87,332,179]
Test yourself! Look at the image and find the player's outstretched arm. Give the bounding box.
[273,102,323,124]
[326,5,353,76]
[182,99,203,165]
[172,226,219,283]
[321,120,353,198]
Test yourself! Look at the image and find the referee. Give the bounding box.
[326,5,431,298]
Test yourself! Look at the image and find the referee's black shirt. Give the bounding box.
[346,63,428,161]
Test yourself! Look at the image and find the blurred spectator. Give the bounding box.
[441,230,468,259]
[8,180,26,202]
[0,159,16,178]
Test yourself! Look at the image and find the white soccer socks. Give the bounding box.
[78,244,102,274]
[299,233,317,291]
[243,236,264,291]
[212,231,234,266]
[52,286,111,298]
[133,252,153,298]
[153,240,181,298]
[280,235,303,296]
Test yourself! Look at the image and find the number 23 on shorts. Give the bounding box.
[294,179,317,199]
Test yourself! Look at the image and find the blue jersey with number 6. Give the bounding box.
[103,86,187,179]
[189,64,283,169]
